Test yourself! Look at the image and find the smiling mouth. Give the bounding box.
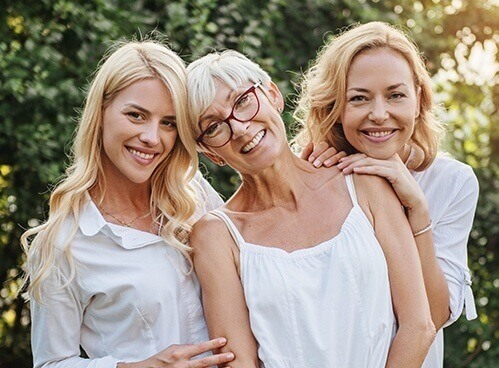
[127,147,156,160]
[241,130,266,153]
[363,130,395,138]
[360,129,398,142]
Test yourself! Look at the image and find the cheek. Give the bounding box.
[339,109,358,136]
[162,130,178,145]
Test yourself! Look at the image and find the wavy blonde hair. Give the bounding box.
[294,21,445,171]
[20,40,199,302]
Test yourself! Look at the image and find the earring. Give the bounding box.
[218,159,226,167]
[277,107,282,113]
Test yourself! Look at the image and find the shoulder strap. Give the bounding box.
[344,174,359,206]
[210,209,244,250]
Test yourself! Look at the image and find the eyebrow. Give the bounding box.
[198,87,238,124]
[347,83,408,93]
[199,114,218,125]
[123,103,175,121]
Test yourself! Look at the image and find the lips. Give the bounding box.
[126,147,158,161]
[241,130,266,153]
[360,129,397,142]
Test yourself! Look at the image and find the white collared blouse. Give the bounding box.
[31,172,224,368]
[414,155,479,368]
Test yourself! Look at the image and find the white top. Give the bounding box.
[414,155,479,368]
[212,175,397,368]
[31,172,224,368]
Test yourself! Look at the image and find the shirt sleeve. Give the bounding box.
[192,171,225,219]
[31,265,121,368]
[432,165,479,327]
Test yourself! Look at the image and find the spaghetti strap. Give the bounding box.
[344,174,359,206]
[210,209,244,250]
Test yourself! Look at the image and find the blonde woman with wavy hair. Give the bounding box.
[295,21,478,368]
[21,40,234,368]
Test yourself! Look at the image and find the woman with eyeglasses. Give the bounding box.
[186,50,436,368]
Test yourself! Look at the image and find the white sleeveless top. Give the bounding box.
[212,175,396,368]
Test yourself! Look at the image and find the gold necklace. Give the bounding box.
[99,207,151,228]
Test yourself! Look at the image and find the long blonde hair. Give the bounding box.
[20,40,199,302]
[294,21,445,171]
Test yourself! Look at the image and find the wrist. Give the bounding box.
[406,199,429,222]
[117,359,150,368]
[405,196,429,216]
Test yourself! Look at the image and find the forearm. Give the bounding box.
[385,322,436,368]
[408,205,450,329]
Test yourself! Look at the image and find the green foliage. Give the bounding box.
[0,0,497,366]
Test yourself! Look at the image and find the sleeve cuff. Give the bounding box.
[445,268,477,327]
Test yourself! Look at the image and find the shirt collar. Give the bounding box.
[79,192,163,249]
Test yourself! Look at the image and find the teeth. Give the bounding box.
[242,131,265,153]
[129,148,154,160]
[366,131,392,137]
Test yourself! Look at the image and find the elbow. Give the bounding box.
[425,320,437,346]
[400,318,436,349]
[414,319,437,348]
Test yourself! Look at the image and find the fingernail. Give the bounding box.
[313,159,321,167]
[324,160,331,166]
[219,338,227,345]
[337,162,345,169]
[226,353,235,359]
[339,157,345,162]
[308,155,315,162]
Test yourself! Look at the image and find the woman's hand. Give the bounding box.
[300,141,346,168]
[118,338,234,368]
[337,153,427,213]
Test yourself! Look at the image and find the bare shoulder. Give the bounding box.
[352,174,401,209]
[191,211,237,258]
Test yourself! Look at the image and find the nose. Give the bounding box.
[369,98,389,124]
[228,118,250,139]
[139,122,161,146]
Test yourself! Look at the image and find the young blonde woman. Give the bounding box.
[21,40,235,368]
[186,50,435,368]
[294,21,479,367]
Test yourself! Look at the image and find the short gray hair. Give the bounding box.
[187,50,271,140]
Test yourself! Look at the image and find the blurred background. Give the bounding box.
[0,0,497,367]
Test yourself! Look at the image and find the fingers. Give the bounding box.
[322,150,347,167]
[180,337,229,358]
[299,141,314,161]
[188,351,235,368]
[338,156,402,183]
[306,141,330,165]
[336,153,368,170]
[350,165,397,182]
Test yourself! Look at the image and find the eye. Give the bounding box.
[162,120,177,130]
[203,122,223,138]
[126,111,145,121]
[389,92,406,100]
[348,95,368,103]
[235,92,253,108]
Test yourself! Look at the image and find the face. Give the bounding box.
[340,48,421,160]
[199,81,286,175]
[101,78,178,186]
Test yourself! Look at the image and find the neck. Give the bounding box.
[89,178,151,214]
[235,147,321,211]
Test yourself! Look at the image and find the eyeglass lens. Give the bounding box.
[202,88,259,147]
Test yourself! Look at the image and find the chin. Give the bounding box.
[367,151,395,160]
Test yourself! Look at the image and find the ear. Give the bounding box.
[267,81,285,112]
[202,150,226,166]
[415,86,422,120]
